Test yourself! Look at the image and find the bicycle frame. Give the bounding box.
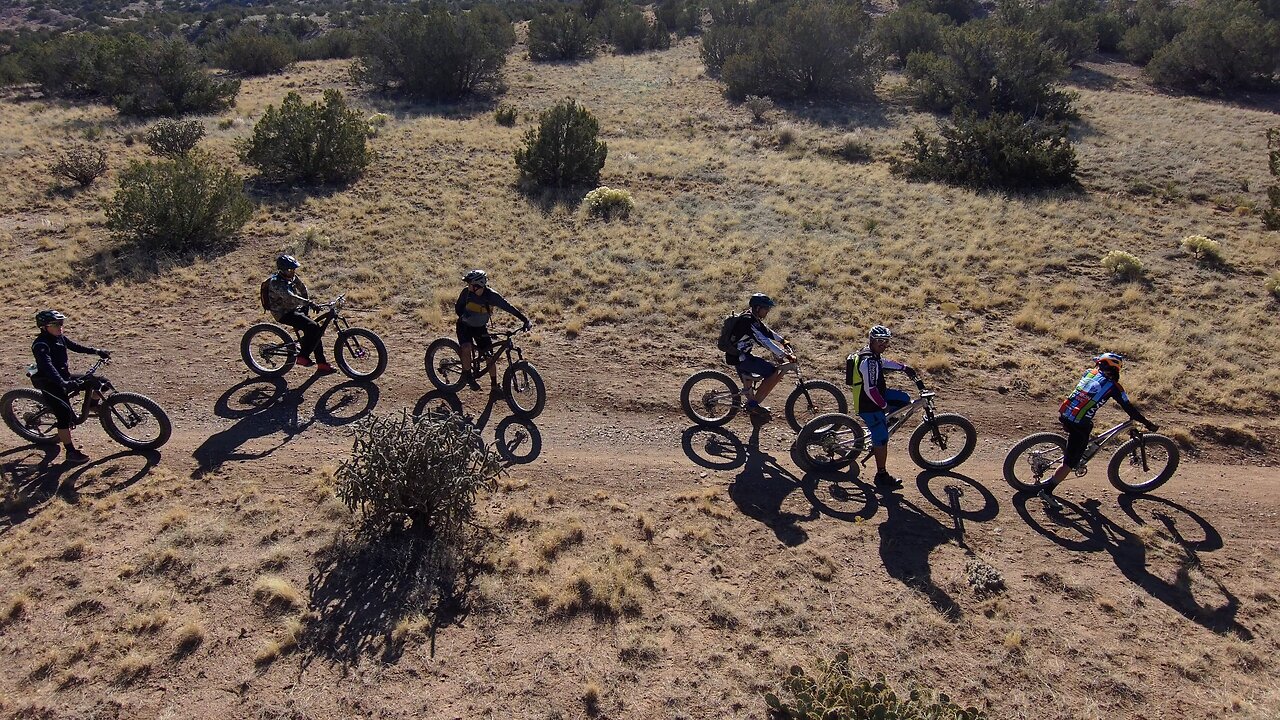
[1072,419,1136,473]
[468,328,527,377]
[856,378,935,464]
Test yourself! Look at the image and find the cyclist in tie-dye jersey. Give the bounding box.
[1040,353,1157,509]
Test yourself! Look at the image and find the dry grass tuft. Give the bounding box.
[123,610,171,634]
[542,549,655,620]
[500,505,538,530]
[1,592,30,626]
[252,576,305,611]
[534,518,586,560]
[158,508,189,531]
[583,681,603,715]
[113,651,153,685]
[58,540,89,561]
[173,621,206,655]
[635,512,656,541]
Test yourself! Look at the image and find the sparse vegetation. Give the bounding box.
[764,653,987,719]
[240,90,370,186]
[213,27,295,76]
[1181,234,1223,263]
[252,575,305,611]
[1101,249,1145,280]
[352,8,513,100]
[495,104,518,127]
[529,11,596,61]
[896,111,1078,190]
[743,94,774,123]
[145,119,205,158]
[515,99,608,189]
[1266,273,1280,299]
[49,143,106,187]
[583,185,635,220]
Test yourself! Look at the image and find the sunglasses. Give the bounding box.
[47,321,64,327]
[469,283,485,291]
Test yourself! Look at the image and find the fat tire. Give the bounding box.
[503,361,547,418]
[784,380,848,433]
[793,412,865,471]
[1107,434,1180,494]
[241,324,295,377]
[1,388,59,445]
[680,370,741,426]
[908,413,977,470]
[1003,432,1068,492]
[99,392,172,450]
[424,338,466,391]
[334,328,388,381]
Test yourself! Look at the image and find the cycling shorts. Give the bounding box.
[455,321,493,352]
[32,377,76,430]
[859,390,911,446]
[1060,417,1092,469]
[735,354,777,381]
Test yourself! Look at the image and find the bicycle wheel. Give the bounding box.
[241,324,296,377]
[1002,432,1067,492]
[1,389,59,445]
[794,413,865,471]
[424,338,466,391]
[334,328,388,381]
[908,413,977,470]
[1107,434,1180,494]
[503,361,546,418]
[784,380,847,433]
[99,392,172,450]
[680,370,741,426]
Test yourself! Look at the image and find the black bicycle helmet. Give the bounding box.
[868,325,892,341]
[276,254,300,272]
[35,309,66,328]
[748,292,775,309]
[463,269,488,287]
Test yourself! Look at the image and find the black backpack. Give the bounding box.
[716,313,747,353]
[259,277,272,312]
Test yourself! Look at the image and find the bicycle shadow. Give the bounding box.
[413,389,543,466]
[194,376,381,478]
[680,424,817,546]
[1013,492,1250,639]
[1,445,160,532]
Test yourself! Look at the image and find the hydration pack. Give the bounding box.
[716,314,744,354]
[259,278,272,313]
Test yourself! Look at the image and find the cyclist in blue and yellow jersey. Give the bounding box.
[849,325,916,489]
[726,293,795,422]
[456,269,531,392]
[1040,353,1157,510]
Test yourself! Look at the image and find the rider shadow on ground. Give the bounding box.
[193,376,381,478]
[681,423,816,546]
[1,445,160,533]
[302,526,484,670]
[414,389,543,466]
[1013,491,1251,639]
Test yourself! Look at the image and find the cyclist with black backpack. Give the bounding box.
[30,309,110,463]
[718,293,794,421]
[261,255,335,375]
[848,325,916,489]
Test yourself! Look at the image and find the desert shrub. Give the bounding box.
[607,6,648,52]
[240,89,370,186]
[494,104,518,126]
[996,0,1099,65]
[876,6,953,67]
[656,0,703,35]
[213,27,295,76]
[906,21,1074,119]
[1181,234,1223,262]
[1101,249,1145,279]
[831,135,873,162]
[529,11,596,61]
[907,0,982,24]
[1093,6,1128,52]
[515,99,608,189]
[584,185,634,219]
[1144,0,1280,93]
[353,8,513,101]
[1119,0,1185,64]
[111,36,240,117]
[744,94,774,122]
[296,28,359,60]
[106,152,252,256]
[144,119,204,157]
[1265,127,1280,230]
[49,144,107,187]
[701,25,754,75]
[1265,272,1280,298]
[720,0,881,100]
[764,653,987,720]
[648,19,674,50]
[895,111,1078,190]
[335,411,500,538]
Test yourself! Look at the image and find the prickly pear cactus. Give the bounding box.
[763,653,987,720]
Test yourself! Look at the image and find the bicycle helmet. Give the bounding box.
[748,293,775,309]
[1095,352,1124,374]
[276,254,300,272]
[463,269,488,287]
[868,325,892,341]
[35,309,65,328]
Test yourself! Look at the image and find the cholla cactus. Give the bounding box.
[1101,250,1144,280]
[50,144,107,187]
[583,185,635,221]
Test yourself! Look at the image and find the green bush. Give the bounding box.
[335,411,500,538]
[996,0,1099,65]
[353,8,513,101]
[905,21,1074,119]
[529,11,596,61]
[494,103,518,126]
[906,0,982,24]
[764,653,987,720]
[1180,234,1223,262]
[515,99,608,189]
[720,0,881,100]
[1144,0,1280,93]
[648,18,674,50]
[1119,0,1185,64]
[895,111,1078,190]
[49,143,107,187]
[109,35,240,117]
[610,6,651,53]
[1101,249,1145,280]
[1265,127,1280,230]
[701,25,753,75]
[296,28,359,61]
[240,89,370,186]
[876,7,953,67]
[106,152,253,255]
[144,119,205,157]
[214,27,295,76]
[583,185,635,220]
[20,32,118,99]
[656,0,703,35]
[1265,272,1280,298]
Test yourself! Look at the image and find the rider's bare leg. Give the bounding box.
[1048,463,1071,486]
[755,373,784,404]
[57,428,73,447]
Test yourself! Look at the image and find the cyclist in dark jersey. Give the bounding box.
[30,310,110,463]
[266,254,335,375]
[456,269,531,391]
[1040,353,1157,510]
[849,325,915,489]
[727,293,794,421]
